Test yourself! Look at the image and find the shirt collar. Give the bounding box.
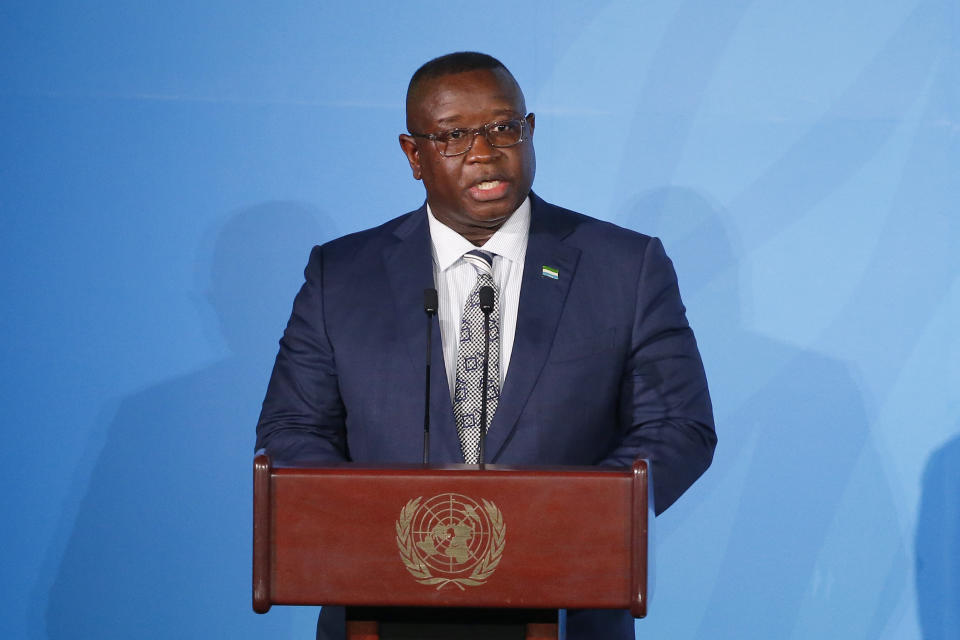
[427,196,531,272]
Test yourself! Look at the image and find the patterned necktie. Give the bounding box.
[454,250,501,464]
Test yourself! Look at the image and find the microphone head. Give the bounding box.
[423,288,438,315]
[478,286,494,313]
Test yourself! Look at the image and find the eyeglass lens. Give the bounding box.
[440,119,524,156]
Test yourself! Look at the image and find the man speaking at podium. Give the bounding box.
[256,52,716,639]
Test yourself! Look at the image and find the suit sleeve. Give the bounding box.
[255,245,349,462]
[599,237,716,515]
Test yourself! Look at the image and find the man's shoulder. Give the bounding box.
[317,205,426,258]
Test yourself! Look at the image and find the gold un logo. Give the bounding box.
[395,493,506,590]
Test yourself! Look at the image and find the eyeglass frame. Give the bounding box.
[407,113,534,158]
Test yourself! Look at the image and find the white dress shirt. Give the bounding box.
[427,197,531,402]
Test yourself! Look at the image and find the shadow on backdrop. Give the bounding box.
[620,188,907,637]
[44,202,333,638]
[916,429,960,639]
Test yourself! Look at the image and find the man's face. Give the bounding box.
[399,68,536,241]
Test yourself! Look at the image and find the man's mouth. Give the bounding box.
[468,179,509,201]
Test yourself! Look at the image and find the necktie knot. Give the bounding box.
[463,250,494,277]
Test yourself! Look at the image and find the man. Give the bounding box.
[257,52,716,639]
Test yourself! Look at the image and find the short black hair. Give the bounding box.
[405,52,517,129]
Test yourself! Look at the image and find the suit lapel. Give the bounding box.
[485,195,581,462]
[382,206,461,463]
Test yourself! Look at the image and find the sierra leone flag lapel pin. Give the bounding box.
[541,265,559,280]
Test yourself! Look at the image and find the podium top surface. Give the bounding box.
[265,456,636,477]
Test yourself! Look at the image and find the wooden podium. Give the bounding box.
[253,454,649,639]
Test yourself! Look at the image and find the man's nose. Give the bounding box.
[465,129,499,161]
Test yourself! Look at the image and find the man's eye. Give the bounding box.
[446,129,467,140]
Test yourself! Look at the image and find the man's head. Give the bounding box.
[399,52,536,245]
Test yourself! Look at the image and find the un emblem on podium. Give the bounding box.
[395,493,506,590]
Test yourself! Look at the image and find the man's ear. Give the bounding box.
[398,134,422,180]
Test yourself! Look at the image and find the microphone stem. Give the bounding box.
[478,310,490,468]
[423,314,432,464]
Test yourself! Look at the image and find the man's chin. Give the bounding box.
[463,207,515,228]
[462,195,523,225]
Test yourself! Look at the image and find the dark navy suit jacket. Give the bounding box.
[256,193,716,639]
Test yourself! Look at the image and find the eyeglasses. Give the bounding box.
[409,114,532,157]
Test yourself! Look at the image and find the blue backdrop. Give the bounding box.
[2,1,957,638]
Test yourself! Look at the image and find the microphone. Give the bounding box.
[478,286,494,313]
[422,288,438,464]
[477,285,494,467]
